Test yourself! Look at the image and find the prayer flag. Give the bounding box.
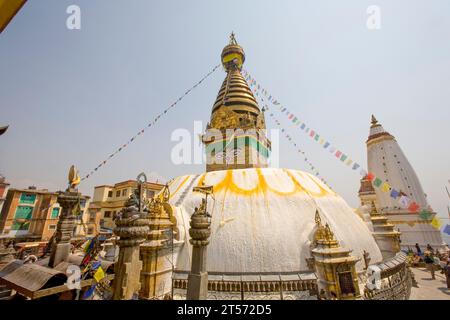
[340,154,347,162]
[314,134,319,141]
[419,210,432,220]
[94,267,105,283]
[381,183,391,192]
[82,285,96,300]
[399,196,410,208]
[373,177,382,187]
[300,124,306,130]
[366,172,375,181]
[91,261,102,271]
[335,151,342,158]
[360,169,367,177]
[390,189,400,199]
[309,130,315,137]
[408,202,419,213]
[431,217,442,229]
[443,224,450,235]
[323,142,330,148]
[329,146,336,153]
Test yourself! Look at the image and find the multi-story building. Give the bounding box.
[0,186,95,241]
[0,175,10,214]
[90,180,164,230]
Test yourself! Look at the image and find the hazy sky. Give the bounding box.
[1,1,449,227]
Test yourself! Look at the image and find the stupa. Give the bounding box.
[365,116,443,250]
[145,34,385,300]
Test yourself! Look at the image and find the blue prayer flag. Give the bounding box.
[83,285,96,299]
[390,189,400,199]
[443,224,450,235]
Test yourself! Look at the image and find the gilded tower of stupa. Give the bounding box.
[203,33,271,172]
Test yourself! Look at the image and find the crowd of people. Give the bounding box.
[407,243,450,288]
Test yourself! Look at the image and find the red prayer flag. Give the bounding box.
[408,202,419,213]
[366,173,375,181]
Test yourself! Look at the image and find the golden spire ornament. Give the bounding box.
[68,165,81,189]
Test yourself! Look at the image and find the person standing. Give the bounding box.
[445,260,450,289]
[424,251,436,280]
[415,243,422,255]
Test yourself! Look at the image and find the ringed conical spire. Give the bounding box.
[210,33,264,130]
[203,34,271,172]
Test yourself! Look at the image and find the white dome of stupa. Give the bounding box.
[168,167,383,273]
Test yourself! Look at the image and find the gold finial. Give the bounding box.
[229,32,237,45]
[315,209,322,226]
[159,183,170,203]
[371,115,378,126]
[68,165,80,189]
[314,210,336,242]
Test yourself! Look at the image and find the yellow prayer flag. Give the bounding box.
[319,138,324,145]
[94,267,105,283]
[431,217,442,229]
[381,183,391,192]
[346,158,353,166]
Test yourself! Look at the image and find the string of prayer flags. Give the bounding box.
[80,64,221,182]
[242,68,443,230]
[268,111,331,189]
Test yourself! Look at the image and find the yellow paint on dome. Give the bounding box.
[169,175,191,199]
[191,168,335,197]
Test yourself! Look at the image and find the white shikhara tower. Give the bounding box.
[366,116,443,249]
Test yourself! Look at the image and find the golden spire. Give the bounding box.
[68,165,80,189]
[229,31,237,45]
[371,114,379,127]
[209,33,263,130]
[314,210,336,242]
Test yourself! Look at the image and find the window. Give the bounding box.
[146,190,155,198]
[87,227,94,235]
[48,225,56,230]
[51,207,60,219]
[19,193,36,204]
[11,220,30,231]
[14,206,33,219]
[89,213,96,223]
[107,191,113,198]
[104,211,112,218]
[116,190,121,197]
[80,199,86,208]
[122,189,128,197]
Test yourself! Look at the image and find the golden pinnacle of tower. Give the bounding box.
[371,114,379,127]
[68,165,80,189]
[221,32,245,71]
[209,33,264,131]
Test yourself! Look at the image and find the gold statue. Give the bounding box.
[68,165,81,189]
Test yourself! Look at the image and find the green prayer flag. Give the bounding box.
[373,178,382,188]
